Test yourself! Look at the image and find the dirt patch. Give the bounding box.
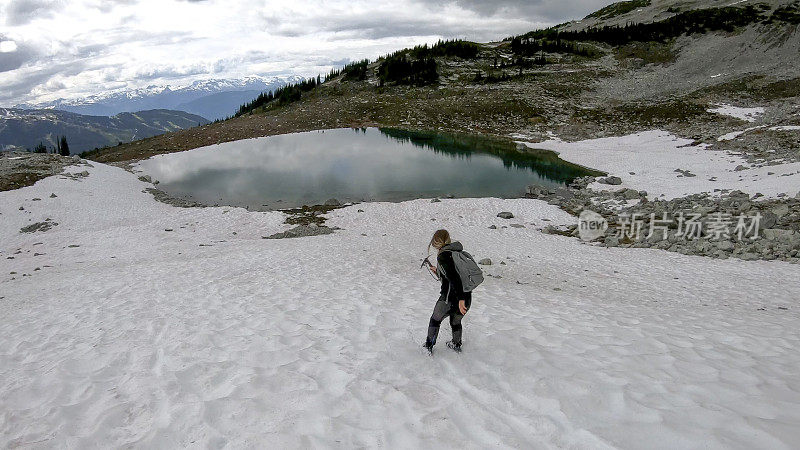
[282,204,344,226]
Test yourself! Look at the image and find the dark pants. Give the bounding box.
[426,300,464,346]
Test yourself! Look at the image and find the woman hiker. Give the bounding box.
[423,229,472,355]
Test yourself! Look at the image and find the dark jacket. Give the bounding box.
[437,241,472,308]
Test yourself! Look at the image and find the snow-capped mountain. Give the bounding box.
[17,76,303,121]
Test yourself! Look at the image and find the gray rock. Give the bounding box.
[510,224,525,228]
[761,211,778,229]
[71,155,81,162]
[600,176,622,185]
[716,240,735,251]
[18,206,24,211]
[488,225,497,229]
[497,212,514,219]
[138,175,153,183]
[324,198,342,206]
[763,229,796,241]
[770,204,790,218]
[431,198,441,203]
[622,188,640,200]
[604,236,620,247]
[478,258,492,266]
[50,193,57,198]
[734,165,748,172]
[554,187,574,200]
[526,185,545,196]
[144,188,203,208]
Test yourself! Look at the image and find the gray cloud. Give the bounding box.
[0,35,40,72]
[419,0,614,23]
[0,60,88,102]
[4,0,61,26]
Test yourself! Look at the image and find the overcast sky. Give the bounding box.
[0,0,613,106]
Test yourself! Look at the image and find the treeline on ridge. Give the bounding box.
[234,39,480,116]
[515,3,796,46]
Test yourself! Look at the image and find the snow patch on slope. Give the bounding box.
[525,130,800,200]
[708,104,765,122]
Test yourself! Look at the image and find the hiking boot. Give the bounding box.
[423,341,434,355]
[446,341,462,353]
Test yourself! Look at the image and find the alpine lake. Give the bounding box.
[137,128,603,210]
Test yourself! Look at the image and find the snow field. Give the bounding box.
[527,130,800,200]
[1,160,799,448]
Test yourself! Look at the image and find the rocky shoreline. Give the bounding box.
[527,178,800,263]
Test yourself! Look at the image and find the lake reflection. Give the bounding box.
[137,128,602,209]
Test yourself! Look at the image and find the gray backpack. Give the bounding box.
[449,250,484,292]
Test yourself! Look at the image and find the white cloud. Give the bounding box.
[0,0,614,106]
[0,40,18,52]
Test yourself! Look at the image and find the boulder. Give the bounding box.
[622,188,640,200]
[599,176,622,185]
[554,187,574,200]
[762,228,796,242]
[430,198,441,203]
[497,212,514,219]
[760,211,778,229]
[771,204,790,218]
[478,258,492,266]
[138,175,153,183]
[716,240,735,251]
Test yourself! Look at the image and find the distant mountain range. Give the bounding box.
[0,108,209,154]
[16,76,302,121]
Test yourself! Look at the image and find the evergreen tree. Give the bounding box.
[57,136,70,156]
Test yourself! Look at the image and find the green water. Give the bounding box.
[138,128,602,209]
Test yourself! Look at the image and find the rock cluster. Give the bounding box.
[20,219,58,234]
[527,179,800,263]
[143,188,203,208]
[263,224,337,239]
